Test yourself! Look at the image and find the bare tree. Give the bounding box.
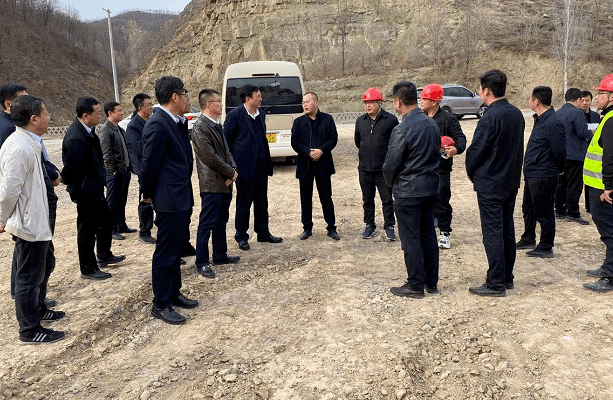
[551,0,587,93]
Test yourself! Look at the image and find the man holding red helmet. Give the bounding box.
[419,84,466,249]
[355,87,399,240]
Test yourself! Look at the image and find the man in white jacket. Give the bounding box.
[0,95,65,344]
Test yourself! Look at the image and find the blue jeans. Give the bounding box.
[196,192,232,265]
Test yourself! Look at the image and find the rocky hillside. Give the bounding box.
[122,0,613,111]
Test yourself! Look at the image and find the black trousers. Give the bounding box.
[477,190,518,291]
[235,160,269,242]
[152,209,190,309]
[555,160,584,218]
[394,195,439,290]
[521,177,558,250]
[76,198,113,274]
[589,187,613,277]
[434,172,453,233]
[196,192,231,265]
[299,169,336,231]
[358,170,394,229]
[137,175,154,237]
[13,238,49,335]
[105,169,131,233]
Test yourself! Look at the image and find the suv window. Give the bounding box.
[225,77,303,114]
[455,87,473,97]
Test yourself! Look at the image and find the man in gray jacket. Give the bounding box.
[192,89,239,278]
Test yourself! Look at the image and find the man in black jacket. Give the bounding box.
[224,84,282,250]
[383,81,440,299]
[516,86,566,258]
[419,83,467,250]
[99,101,135,240]
[466,70,525,297]
[580,90,601,214]
[62,97,125,280]
[555,88,592,224]
[0,83,27,148]
[354,87,398,241]
[292,92,339,240]
[125,93,156,243]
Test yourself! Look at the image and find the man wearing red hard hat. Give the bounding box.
[583,74,613,292]
[354,87,399,241]
[419,84,466,250]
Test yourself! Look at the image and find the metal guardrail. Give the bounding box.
[46,126,69,135]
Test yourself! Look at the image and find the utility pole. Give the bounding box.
[102,7,119,102]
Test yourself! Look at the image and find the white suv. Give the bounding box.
[418,84,487,119]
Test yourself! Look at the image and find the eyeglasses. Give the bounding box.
[177,92,189,99]
[208,100,221,104]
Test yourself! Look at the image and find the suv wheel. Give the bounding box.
[477,105,487,119]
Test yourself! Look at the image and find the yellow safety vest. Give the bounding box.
[584,111,613,189]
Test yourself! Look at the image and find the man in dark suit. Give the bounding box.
[61,97,125,280]
[223,84,283,250]
[0,83,27,149]
[99,101,136,240]
[125,93,156,243]
[291,92,340,240]
[141,76,198,325]
[580,90,601,214]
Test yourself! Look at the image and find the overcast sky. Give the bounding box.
[59,0,191,21]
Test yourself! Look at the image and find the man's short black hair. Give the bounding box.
[76,96,99,119]
[304,92,319,101]
[565,88,583,102]
[0,83,27,111]
[581,90,593,100]
[103,101,120,117]
[531,86,552,107]
[11,95,44,128]
[239,84,260,103]
[479,70,507,98]
[392,81,417,106]
[133,93,151,111]
[155,76,185,105]
[198,89,220,109]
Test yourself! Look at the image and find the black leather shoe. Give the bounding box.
[139,235,156,244]
[196,264,216,278]
[98,254,126,267]
[327,230,340,241]
[468,284,505,297]
[151,306,186,325]
[238,241,250,251]
[425,285,439,294]
[586,267,605,278]
[213,254,240,265]
[300,230,312,240]
[81,269,112,280]
[504,282,514,289]
[119,227,137,233]
[390,282,424,298]
[515,239,536,250]
[182,244,197,257]
[257,234,283,243]
[583,278,613,292]
[112,232,125,240]
[566,215,590,225]
[171,294,199,309]
[44,298,56,308]
[526,247,554,258]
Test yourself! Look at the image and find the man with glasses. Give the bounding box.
[125,93,156,243]
[62,97,125,280]
[141,76,198,325]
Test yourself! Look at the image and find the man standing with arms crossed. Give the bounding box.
[291,92,340,241]
[125,93,156,243]
[354,87,398,241]
[141,76,198,325]
[383,81,441,299]
[192,89,239,278]
[466,70,525,297]
[419,83,467,249]
[516,86,566,258]
[583,74,613,292]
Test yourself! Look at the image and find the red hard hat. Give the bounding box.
[440,136,455,148]
[595,74,613,92]
[420,84,444,101]
[363,87,384,102]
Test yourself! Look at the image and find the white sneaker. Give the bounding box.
[438,233,451,249]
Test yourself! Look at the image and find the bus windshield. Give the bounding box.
[225,77,303,114]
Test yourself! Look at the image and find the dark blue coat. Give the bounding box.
[466,98,525,193]
[223,105,272,180]
[523,108,566,179]
[125,112,146,176]
[141,107,194,213]
[556,103,592,161]
[0,111,15,150]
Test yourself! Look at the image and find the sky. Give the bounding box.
[59,0,192,22]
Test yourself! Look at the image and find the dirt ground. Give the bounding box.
[1,114,612,400]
